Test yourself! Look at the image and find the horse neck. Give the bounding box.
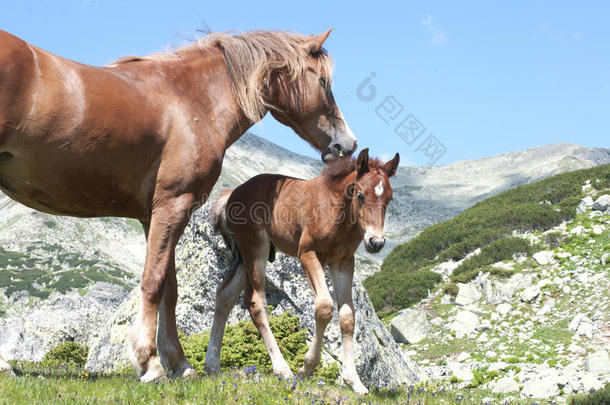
[131,47,257,151]
[327,172,361,234]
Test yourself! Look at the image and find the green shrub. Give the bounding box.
[41,341,89,368]
[541,231,565,248]
[451,237,532,281]
[441,282,459,297]
[558,195,581,211]
[367,269,442,317]
[365,164,610,314]
[570,381,610,405]
[180,311,339,381]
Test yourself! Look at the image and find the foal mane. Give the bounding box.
[112,30,334,122]
[321,156,386,187]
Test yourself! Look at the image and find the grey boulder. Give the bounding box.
[390,308,429,344]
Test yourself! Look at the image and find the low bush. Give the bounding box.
[367,269,442,318]
[180,311,340,381]
[441,282,459,297]
[41,341,89,368]
[541,231,565,248]
[570,381,610,405]
[451,237,532,281]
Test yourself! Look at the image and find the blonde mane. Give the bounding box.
[113,31,334,122]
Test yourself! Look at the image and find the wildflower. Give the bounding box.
[317,379,325,386]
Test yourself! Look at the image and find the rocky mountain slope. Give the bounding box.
[387,187,610,402]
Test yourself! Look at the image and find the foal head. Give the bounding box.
[351,149,400,253]
[262,30,357,162]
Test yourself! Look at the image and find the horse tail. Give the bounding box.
[211,189,234,247]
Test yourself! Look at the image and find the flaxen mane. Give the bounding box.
[112,31,334,122]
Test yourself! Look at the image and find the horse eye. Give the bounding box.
[319,77,328,87]
[357,192,365,202]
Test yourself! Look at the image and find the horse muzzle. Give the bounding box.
[322,139,358,163]
[364,234,386,253]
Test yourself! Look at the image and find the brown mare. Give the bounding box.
[0,29,358,381]
[208,149,399,394]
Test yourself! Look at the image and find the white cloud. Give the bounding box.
[421,15,448,47]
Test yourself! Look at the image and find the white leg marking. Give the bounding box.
[205,263,247,373]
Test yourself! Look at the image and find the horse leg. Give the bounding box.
[205,256,247,374]
[298,250,334,378]
[242,240,293,378]
[330,257,368,395]
[157,253,197,378]
[130,195,193,382]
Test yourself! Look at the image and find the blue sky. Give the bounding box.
[3,1,609,166]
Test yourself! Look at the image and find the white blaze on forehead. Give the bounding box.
[374,180,384,197]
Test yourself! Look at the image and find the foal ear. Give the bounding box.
[306,28,333,53]
[356,148,370,179]
[383,153,400,177]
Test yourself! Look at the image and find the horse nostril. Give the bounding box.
[368,237,374,245]
[381,239,386,248]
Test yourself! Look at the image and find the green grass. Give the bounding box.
[0,363,531,405]
[415,338,474,361]
[530,319,574,346]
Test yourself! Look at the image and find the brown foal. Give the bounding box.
[0,29,358,381]
[208,149,399,394]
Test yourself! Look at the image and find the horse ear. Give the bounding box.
[356,148,369,179]
[306,28,333,53]
[383,153,400,177]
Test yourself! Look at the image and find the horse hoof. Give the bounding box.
[171,367,198,379]
[352,383,369,396]
[297,366,312,378]
[171,359,198,379]
[139,357,166,383]
[204,365,221,375]
[342,374,369,395]
[182,368,198,378]
[276,368,294,380]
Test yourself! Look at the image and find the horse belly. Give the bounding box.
[269,234,299,258]
[0,140,154,218]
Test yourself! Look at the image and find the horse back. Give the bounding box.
[227,173,308,257]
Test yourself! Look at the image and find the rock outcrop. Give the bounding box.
[0,283,128,362]
[390,308,429,344]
